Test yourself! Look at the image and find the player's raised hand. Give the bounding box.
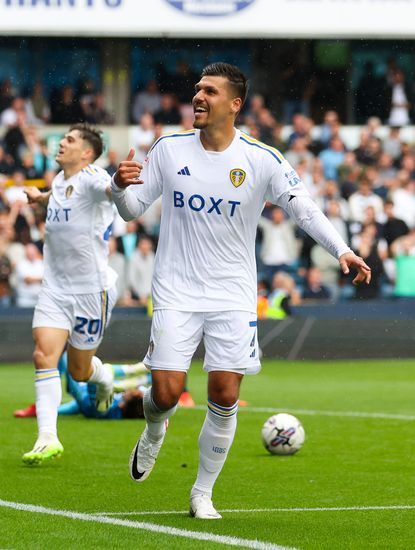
[339,252,372,286]
[114,148,144,188]
[24,187,42,204]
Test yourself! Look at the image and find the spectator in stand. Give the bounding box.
[310,243,341,301]
[1,97,26,127]
[337,151,360,200]
[0,212,25,270]
[317,180,350,221]
[287,113,311,147]
[258,205,299,284]
[51,85,84,124]
[352,223,386,300]
[387,69,412,127]
[382,126,402,162]
[2,99,28,164]
[86,92,114,125]
[31,138,55,176]
[354,128,372,165]
[0,144,14,176]
[105,149,119,178]
[125,236,155,308]
[244,93,266,124]
[388,172,415,229]
[255,107,277,145]
[348,177,384,224]
[267,271,301,319]
[400,151,415,179]
[0,234,13,307]
[357,136,382,167]
[0,79,15,114]
[20,150,40,180]
[4,170,27,205]
[25,82,51,125]
[284,136,314,171]
[270,123,287,153]
[381,199,409,251]
[131,80,162,124]
[319,110,341,148]
[302,266,331,301]
[377,152,397,185]
[14,242,44,307]
[132,113,156,163]
[153,93,181,126]
[319,135,346,181]
[116,219,143,259]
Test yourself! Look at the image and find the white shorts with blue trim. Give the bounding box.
[144,310,261,375]
[32,285,117,350]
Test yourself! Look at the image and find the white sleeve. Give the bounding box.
[110,180,149,221]
[111,142,163,222]
[89,167,112,203]
[281,193,352,259]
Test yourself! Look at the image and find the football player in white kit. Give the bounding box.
[22,124,117,465]
[112,63,371,518]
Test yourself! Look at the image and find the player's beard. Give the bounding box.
[193,118,208,129]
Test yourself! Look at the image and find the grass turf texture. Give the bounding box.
[1,359,415,550]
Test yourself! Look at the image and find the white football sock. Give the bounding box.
[143,387,177,441]
[191,400,238,498]
[88,356,112,388]
[35,368,62,439]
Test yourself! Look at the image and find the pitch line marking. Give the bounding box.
[191,406,415,421]
[95,505,415,516]
[0,499,296,550]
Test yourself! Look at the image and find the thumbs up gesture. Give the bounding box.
[113,149,144,188]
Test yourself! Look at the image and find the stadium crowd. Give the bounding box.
[1,70,415,314]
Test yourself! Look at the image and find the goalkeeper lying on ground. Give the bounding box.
[14,353,195,419]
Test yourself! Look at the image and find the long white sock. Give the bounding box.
[35,368,62,439]
[88,356,112,388]
[143,387,177,441]
[191,400,238,498]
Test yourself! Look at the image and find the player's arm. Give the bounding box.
[111,147,161,222]
[24,187,51,206]
[280,193,371,285]
[266,157,371,286]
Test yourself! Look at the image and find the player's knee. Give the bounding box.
[208,387,239,408]
[33,348,52,370]
[152,389,180,411]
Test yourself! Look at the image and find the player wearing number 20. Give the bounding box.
[22,123,117,465]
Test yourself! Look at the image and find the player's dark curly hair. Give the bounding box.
[121,395,145,419]
[69,123,104,161]
[201,62,248,107]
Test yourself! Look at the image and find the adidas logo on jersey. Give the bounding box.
[177,166,191,176]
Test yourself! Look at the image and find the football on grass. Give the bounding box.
[261,413,305,455]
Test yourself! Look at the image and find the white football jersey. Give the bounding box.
[42,164,116,294]
[124,129,311,313]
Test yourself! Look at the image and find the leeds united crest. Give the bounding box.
[230,168,246,188]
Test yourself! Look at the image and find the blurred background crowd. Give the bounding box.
[1,55,415,317]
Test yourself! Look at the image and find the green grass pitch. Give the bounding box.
[1,359,415,549]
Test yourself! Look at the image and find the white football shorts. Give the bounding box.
[144,310,261,375]
[32,285,117,350]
